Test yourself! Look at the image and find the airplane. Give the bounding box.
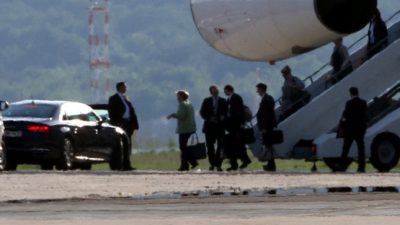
[190,0,377,62]
[190,0,400,173]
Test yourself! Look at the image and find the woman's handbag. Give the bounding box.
[187,133,207,160]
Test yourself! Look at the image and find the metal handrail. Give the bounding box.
[303,9,400,89]
[274,9,400,107]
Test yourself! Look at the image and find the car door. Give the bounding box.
[85,109,113,156]
[63,103,99,154]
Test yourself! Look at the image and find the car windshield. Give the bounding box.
[93,109,110,122]
[3,103,57,118]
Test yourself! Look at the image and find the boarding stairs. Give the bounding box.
[313,80,400,160]
[270,12,400,158]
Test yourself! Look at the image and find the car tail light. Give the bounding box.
[27,125,49,133]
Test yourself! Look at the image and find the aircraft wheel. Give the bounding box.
[370,134,400,172]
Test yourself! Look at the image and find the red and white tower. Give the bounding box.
[89,0,111,102]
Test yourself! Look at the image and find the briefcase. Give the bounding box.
[271,129,284,144]
[187,133,207,160]
[241,122,256,144]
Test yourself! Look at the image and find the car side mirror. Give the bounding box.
[0,101,9,111]
[100,115,109,123]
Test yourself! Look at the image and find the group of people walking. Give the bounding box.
[106,79,368,173]
[167,83,278,172]
[106,8,386,173]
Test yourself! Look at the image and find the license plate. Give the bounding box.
[4,130,22,137]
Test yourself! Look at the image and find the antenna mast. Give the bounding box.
[89,0,111,102]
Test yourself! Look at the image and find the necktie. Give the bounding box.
[213,97,218,115]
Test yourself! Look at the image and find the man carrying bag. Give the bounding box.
[256,83,278,171]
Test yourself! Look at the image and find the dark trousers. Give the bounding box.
[121,120,134,169]
[263,132,276,167]
[205,132,223,168]
[341,135,365,170]
[225,130,251,169]
[229,148,251,168]
[327,66,353,88]
[179,132,196,169]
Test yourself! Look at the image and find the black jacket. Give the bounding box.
[256,94,277,132]
[367,18,388,57]
[225,93,245,132]
[200,96,227,134]
[341,97,367,137]
[108,93,139,130]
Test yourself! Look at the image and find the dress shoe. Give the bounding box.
[191,161,199,169]
[262,164,276,172]
[178,163,189,171]
[226,166,238,171]
[239,161,251,169]
[122,167,136,171]
[216,167,223,172]
[209,166,215,171]
[178,166,189,171]
[357,168,365,173]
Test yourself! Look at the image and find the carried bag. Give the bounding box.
[258,145,274,162]
[271,129,284,144]
[248,126,273,162]
[187,133,207,160]
[243,105,253,122]
[336,119,345,138]
[336,127,345,138]
[241,122,256,144]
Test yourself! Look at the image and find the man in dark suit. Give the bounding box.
[367,8,388,59]
[223,84,251,171]
[256,83,277,171]
[340,87,367,172]
[200,85,227,172]
[108,82,139,170]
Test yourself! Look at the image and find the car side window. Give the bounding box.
[62,103,100,122]
[79,105,100,122]
[63,105,82,121]
[86,112,100,122]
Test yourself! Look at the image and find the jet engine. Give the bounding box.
[191,0,377,61]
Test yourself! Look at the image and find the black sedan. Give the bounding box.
[1,100,129,171]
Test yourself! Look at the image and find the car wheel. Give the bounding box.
[0,144,17,171]
[40,162,54,170]
[370,134,400,172]
[56,138,75,170]
[109,137,124,170]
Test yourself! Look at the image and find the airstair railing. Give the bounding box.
[302,9,400,90]
[275,9,400,122]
